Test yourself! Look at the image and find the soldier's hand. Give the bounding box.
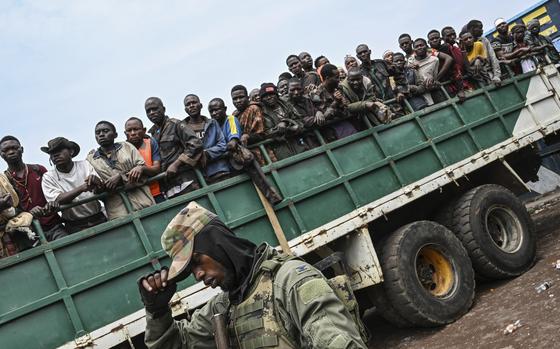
[138,267,177,316]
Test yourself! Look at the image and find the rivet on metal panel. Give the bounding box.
[74,333,93,348]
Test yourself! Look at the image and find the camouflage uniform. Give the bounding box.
[144,243,367,349]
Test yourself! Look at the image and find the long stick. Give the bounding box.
[254,185,293,255]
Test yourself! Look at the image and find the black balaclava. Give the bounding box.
[193,218,257,303]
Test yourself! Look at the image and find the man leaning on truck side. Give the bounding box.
[0,135,68,242]
[138,201,367,349]
[86,121,155,219]
[145,97,204,198]
[41,137,107,233]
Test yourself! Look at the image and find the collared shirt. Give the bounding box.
[359,59,407,100]
[183,116,229,178]
[148,116,182,170]
[236,102,266,144]
[42,160,104,222]
[5,164,62,229]
[310,84,356,139]
[86,142,155,220]
[149,115,203,194]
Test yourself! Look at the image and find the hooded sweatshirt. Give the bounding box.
[194,219,257,303]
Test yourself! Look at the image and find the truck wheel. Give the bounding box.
[449,185,536,279]
[367,284,412,328]
[380,221,475,327]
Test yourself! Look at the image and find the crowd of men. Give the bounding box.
[0,17,557,258]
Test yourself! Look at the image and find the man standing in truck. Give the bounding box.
[182,94,230,183]
[0,135,67,242]
[145,97,204,198]
[138,201,367,349]
[86,121,155,219]
[124,117,165,203]
[41,137,107,233]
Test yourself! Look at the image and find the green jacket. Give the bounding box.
[340,79,392,126]
[144,244,367,349]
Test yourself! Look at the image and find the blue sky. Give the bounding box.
[1,0,533,165]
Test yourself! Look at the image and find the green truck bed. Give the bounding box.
[2,65,560,349]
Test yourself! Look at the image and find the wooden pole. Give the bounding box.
[254,185,293,255]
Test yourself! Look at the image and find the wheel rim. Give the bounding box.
[415,245,456,298]
[484,205,523,254]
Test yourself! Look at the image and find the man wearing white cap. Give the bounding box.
[493,18,514,54]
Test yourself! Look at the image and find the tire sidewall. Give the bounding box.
[383,221,475,325]
[469,187,535,273]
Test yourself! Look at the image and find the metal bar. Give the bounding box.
[482,89,511,136]
[28,220,86,334]
[365,125,406,187]
[413,115,448,168]
[260,142,308,233]
[0,252,167,325]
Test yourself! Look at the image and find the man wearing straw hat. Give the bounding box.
[138,201,367,348]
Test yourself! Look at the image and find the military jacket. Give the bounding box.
[144,244,367,349]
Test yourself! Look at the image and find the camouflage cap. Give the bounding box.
[160,201,217,281]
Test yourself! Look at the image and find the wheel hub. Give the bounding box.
[416,245,455,297]
[485,205,523,254]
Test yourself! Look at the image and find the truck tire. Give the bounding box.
[367,284,412,328]
[448,184,536,279]
[380,221,475,327]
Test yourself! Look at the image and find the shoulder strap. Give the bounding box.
[259,253,299,276]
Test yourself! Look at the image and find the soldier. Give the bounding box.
[138,201,367,349]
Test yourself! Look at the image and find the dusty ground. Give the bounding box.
[366,191,560,349]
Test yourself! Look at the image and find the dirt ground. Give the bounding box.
[366,191,560,349]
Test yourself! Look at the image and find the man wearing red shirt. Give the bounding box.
[0,136,67,242]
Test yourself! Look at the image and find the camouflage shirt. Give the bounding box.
[144,244,367,349]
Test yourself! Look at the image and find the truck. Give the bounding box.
[2,63,560,348]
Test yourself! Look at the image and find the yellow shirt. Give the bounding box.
[466,41,487,63]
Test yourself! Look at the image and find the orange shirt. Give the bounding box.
[138,138,161,197]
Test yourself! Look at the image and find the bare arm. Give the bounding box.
[436,51,453,82]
